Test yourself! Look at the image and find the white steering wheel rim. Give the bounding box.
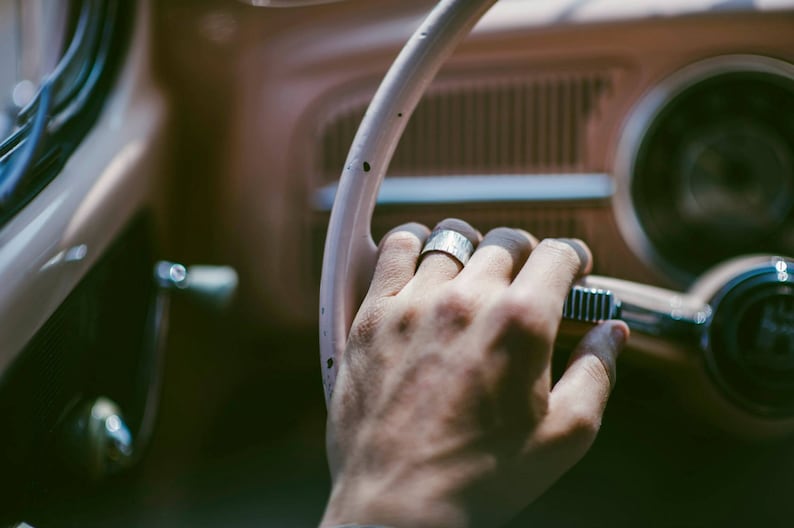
[318,0,498,405]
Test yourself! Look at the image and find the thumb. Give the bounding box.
[546,321,629,448]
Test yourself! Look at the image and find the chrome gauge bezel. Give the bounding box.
[703,258,794,418]
[613,55,794,286]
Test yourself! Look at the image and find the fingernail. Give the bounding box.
[608,321,630,355]
[556,238,591,271]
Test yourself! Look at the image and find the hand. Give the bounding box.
[321,218,629,528]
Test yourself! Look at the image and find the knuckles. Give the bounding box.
[348,301,386,349]
[433,288,476,334]
[541,403,602,457]
[491,292,557,345]
[561,406,602,451]
[395,306,419,339]
[536,238,585,276]
[382,228,424,255]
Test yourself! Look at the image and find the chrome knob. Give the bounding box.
[58,397,134,480]
[155,261,239,311]
[563,286,621,323]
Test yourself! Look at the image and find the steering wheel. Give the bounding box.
[319,0,794,437]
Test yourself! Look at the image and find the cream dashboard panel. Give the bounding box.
[0,1,168,373]
[216,0,794,325]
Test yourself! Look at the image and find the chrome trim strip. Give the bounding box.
[313,173,614,211]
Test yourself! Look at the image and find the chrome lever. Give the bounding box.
[55,261,240,482]
[155,261,239,311]
[562,281,711,348]
[559,257,794,426]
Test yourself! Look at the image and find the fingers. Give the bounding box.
[457,227,537,288]
[562,320,629,390]
[515,238,591,293]
[366,223,430,299]
[544,321,629,447]
[409,218,481,292]
[509,238,592,333]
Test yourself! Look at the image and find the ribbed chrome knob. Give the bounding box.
[562,285,621,323]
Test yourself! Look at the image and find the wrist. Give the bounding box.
[320,474,468,528]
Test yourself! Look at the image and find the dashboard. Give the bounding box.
[1,0,793,524]
[156,0,794,325]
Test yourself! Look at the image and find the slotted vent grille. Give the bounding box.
[318,70,615,184]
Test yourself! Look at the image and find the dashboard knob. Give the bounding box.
[155,261,239,311]
[57,397,134,481]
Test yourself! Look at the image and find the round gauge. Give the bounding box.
[615,56,794,283]
[706,260,794,417]
[677,121,792,233]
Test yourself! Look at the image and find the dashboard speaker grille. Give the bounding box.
[318,69,615,184]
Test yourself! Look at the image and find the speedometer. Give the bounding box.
[616,56,794,283]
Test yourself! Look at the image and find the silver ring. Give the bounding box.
[420,229,475,266]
